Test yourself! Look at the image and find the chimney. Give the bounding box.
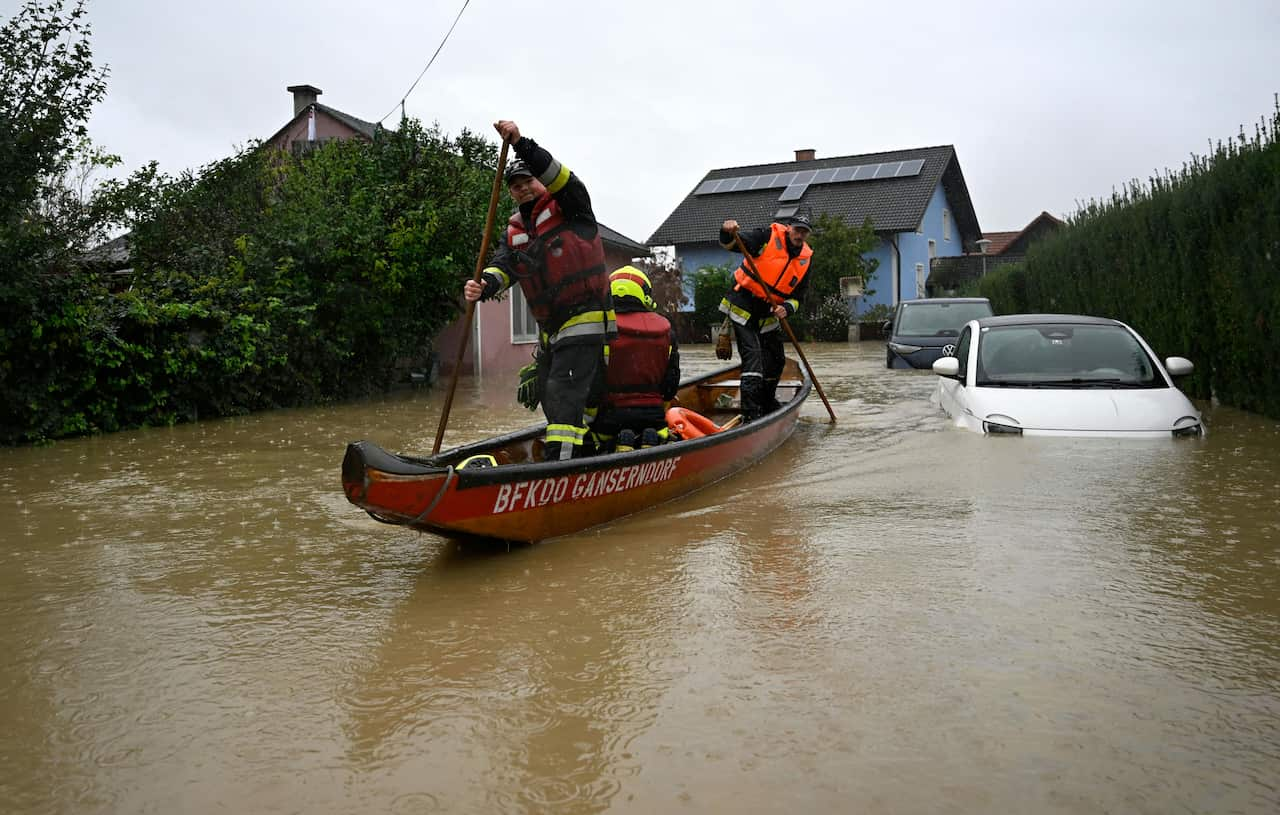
[794,148,816,162]
[287,84,323,117]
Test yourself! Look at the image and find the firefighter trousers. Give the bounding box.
[540,339,606,461]
[732,322,785,420]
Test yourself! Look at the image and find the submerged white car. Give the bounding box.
[932,314,1204,438]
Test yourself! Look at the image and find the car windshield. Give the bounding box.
[975,324,1166,388]
[896,302,993,337]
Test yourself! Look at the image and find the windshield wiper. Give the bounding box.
[1028,378,1147,388]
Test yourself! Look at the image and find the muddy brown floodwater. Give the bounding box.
[2,342,1278,813]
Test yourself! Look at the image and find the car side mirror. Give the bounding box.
[1165,356,1194,376]
[881,320,892,333]
[932,357,960,378]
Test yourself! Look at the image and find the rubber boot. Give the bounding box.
[616,429,637,453]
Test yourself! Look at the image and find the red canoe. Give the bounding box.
[341,358,811,542]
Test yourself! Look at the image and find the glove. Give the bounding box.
[714,318,733,360]
[516,361,540,411]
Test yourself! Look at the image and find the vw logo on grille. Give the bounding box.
[941,344,957,356]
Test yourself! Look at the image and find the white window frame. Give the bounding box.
[509,286,538,343]
[928,239,937,260]
[915,262,927,298]
[943,209,952,241]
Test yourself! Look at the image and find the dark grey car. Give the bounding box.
[885,297,994,369]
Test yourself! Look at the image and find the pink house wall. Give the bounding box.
[266,111,365,151]
[434,297,533,379]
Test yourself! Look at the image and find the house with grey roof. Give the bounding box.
[648,146,983,315]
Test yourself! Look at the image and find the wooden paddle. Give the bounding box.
[432,139,511,454]
[731,230,837,424]
[718,414,745,431]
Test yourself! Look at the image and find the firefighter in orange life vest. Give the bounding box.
[592,266,681,453]
[718,207,814,421]
[464,120,615,461]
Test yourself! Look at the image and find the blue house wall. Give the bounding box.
[849,183,964,314]
[672,241,736,312]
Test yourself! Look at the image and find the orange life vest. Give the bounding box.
[603,310,670,410]
[505,196,609,332]
[733,222,812,302]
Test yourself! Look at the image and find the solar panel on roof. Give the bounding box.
[689,156,930,202]
[775,205,799,219]
[897,159,925,176]
[778,184,807,201]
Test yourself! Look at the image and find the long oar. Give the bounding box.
[731,231,837,424]
[432,139,510,454]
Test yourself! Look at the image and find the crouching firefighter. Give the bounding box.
[592,266,681,453]
[464,119,615,461]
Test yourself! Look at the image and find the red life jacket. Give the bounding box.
[505,196,609,333]
[603,310,671,409]
[733,222,812,302]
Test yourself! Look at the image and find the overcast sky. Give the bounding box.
[22,0,1280,243]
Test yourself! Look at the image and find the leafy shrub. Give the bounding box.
[809,294,854,341]
[691,264,735,329]
[988,98,1280,416]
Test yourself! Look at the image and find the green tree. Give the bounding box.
[90,119,504,424]
[0,0,114,272]
[804,212,879,328]
[1,3,508,444]
[0,0,126,443]
[691,263,734,330]
[631,252,689,315]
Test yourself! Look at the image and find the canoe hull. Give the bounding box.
[342,360,809,542]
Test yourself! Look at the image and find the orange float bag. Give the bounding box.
[666,407,722,440]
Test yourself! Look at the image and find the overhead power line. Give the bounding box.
[378,0,473,125]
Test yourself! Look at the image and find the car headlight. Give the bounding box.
[1172,416,1203,437]
[982,414,1023,435]
[888,342,924,354]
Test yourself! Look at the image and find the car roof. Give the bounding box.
[975,313,1123,328]
[899,297,991,305]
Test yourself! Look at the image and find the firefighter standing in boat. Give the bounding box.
[464,120,615,461]
[592,266,681,452]
[717,208,814,421]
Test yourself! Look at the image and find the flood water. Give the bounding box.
[2,342,1278,814]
